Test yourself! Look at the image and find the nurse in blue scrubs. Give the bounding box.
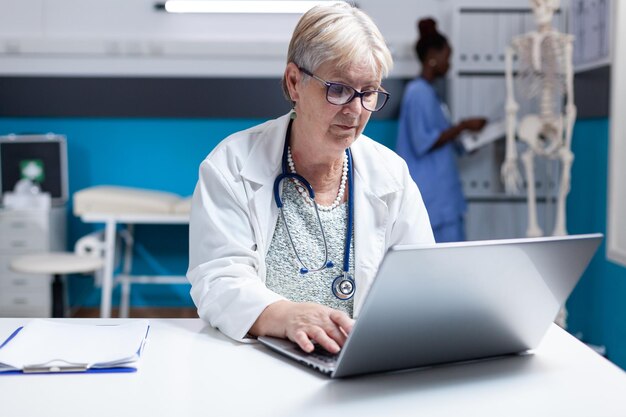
[396,18,486,242]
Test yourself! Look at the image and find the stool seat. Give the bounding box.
[10,252,104,275]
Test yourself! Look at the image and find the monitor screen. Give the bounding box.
[0,135,68,205]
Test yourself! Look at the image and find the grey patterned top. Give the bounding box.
[265,179,355,317]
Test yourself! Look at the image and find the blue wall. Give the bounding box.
[2,116,624,370]
[566,118,626,370]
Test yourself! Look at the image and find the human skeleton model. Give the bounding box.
[501,0,574,328]
[501,0,576,239]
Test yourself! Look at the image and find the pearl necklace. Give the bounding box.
[287,146,348,211]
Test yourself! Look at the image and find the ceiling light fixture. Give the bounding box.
[162,1,338,14]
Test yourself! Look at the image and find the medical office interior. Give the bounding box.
[0,0,625,370]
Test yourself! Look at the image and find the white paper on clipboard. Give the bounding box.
[460,119,507,152]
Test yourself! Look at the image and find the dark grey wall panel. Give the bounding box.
[0,74,608,119]
[0,77,289,118]
[574,66,611,118]
[0,76,408,120]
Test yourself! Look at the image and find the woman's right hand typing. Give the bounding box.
[249,300,355,354]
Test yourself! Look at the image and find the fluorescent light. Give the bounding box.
[164,1,337,14]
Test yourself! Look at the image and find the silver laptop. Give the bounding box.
[258,233,602,378]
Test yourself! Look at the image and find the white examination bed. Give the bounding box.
[73,186,191,318]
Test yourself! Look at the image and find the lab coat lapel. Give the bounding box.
[239,115,289,265]
[351,140,402,317]
[353,171,387,317]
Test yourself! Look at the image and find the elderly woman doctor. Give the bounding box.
[187,3,434,354]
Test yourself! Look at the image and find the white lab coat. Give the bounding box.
[187,113,434,341]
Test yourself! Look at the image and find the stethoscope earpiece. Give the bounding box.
[299,261,334,275]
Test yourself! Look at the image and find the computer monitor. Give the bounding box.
[0,134,68,206]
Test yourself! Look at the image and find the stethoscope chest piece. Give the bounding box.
[332,274,355,300]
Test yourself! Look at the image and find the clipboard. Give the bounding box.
[459,119,507,152]
[0,319,149,374]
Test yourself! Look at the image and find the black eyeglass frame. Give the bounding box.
[298,67,390,112]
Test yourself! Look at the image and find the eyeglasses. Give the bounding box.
[298,67,390,112]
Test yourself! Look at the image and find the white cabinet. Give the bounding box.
[0,207,66,317]
[608,0,626,266]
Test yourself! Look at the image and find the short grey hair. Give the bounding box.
[281,2,393,102]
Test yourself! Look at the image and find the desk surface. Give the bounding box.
[1,319,625,417]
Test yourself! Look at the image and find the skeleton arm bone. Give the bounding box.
[502,44,524,194]
[552,34,576,236]
[532,32,543,71]
[563,34,577,150]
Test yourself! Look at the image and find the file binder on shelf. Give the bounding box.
[0,319,150,374]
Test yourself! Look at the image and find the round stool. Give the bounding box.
[10,253,104,317]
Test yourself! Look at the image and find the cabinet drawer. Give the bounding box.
[0,305,51,318]
[0,232,46,251]
[0,212,48,251]
[0,255,51,291]
[0,275,51,292]
[0,290,51,313]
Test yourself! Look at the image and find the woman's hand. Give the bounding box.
[433,117,488,150]
[249,300,354,353]
[461,117,487,132]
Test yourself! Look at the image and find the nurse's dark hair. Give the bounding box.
[415,18,449,63]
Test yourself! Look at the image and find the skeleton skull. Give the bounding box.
[531,0,560,27]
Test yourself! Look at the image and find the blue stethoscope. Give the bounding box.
[272,125,355,300]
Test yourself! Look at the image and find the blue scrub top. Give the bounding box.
[396,77,466,229]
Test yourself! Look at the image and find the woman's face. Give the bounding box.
[431,44,452,77]
[289,60,381,158]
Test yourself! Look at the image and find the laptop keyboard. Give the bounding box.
[310,344,339,365]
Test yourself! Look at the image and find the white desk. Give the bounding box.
[1,319,625,417]
[80,213,189,318]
